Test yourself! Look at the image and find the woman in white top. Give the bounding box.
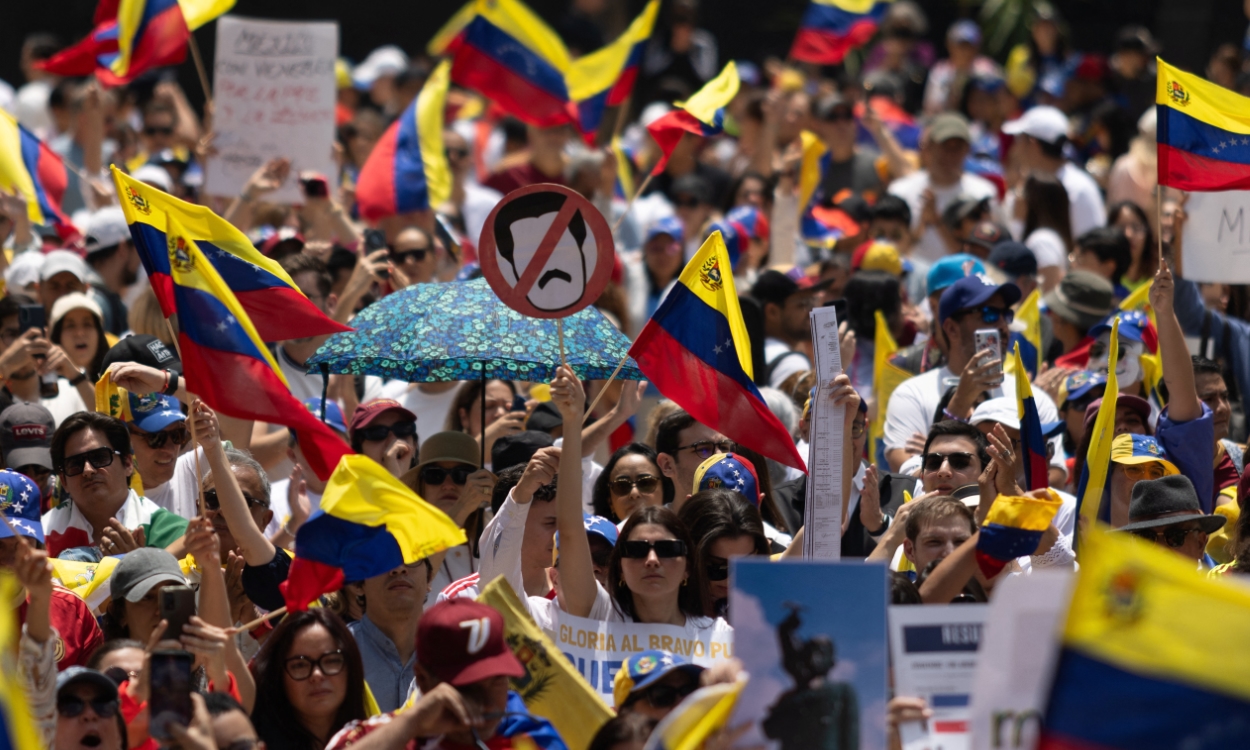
[1018,173,1073,293]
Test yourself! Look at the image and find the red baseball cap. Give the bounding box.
[349,399,417,438]
[416,599,524,686]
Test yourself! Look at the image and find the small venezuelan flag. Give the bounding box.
[646,62,740,177]
[0,109,76,240]
[790,0,893,65]
[1156,57,1250,191]
[1076,319,1121,531]
[1005,289,1043,378]
[975,489,1063,577]
[566,0,659,142]
[36,20,121,80]
[110,0,234,84]
[1012,342,1050,492]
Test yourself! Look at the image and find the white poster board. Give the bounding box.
[206,16,338,203]
[1180,191,1250,283]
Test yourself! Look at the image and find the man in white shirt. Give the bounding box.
[888,113,998,263]
[750,270,832,389]
[1002,105,1106,238]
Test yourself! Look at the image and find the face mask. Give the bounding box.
[1090,333,1143,385]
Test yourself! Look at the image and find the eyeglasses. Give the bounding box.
[57,695,120,719]
[676,440,735,461]
[284,650,346,681]
[388,248,429,264]
[355,421,417,442]
[960,306,1014,325]
[705,558,730,581]
[609,475,660,497]
[921,452,976,472]
[420,465,474,486]
[203,488,267,511]
[144,125,174,136]
[62,447,121,477]
[1129,525,1201,548]
[621,539,687,559]
[639,678,698,708]
[851,421,866,439]
[129,425,190,450]
[1121,463,1167,482]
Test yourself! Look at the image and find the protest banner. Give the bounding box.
[206,16,338,204]
[889,604,988,750]
[968,570,1072,750]
[1179,191,1250,283]
[730,558,889,750]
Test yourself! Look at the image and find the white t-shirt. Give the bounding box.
[764,338,811,389]
[265,477,323,539]
[37,378,89,428]
[888,171,999,263]
[363,379,461,438]
[530,580,731,639]
[1057,162,1106,239]
[1025,228,1068,271]
[143,447,205,521]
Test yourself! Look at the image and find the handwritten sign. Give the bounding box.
[206,17,338,204]
[1180,191,1250,283]
[478,184,614,318]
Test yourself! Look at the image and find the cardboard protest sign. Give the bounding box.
[207,17,338,204]
[1180,190,1250,283]
[730,558,890,750]
[479,184,615,318]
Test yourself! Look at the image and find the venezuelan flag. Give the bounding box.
[567,0,659,142]
[113,167,351,343]
[428,0,478,56]
[0,574,43,750]
[1040,526,1250,748]
[975,489,1063,577]
[0,109,76,240]
[162,213,352,481]
[109,0,234,84]
[871,309,911,465]
[282,455,466,611]
[1005,289,1042,377]
[1013,342,1050,491]
[629,231,805,471]
[450,0,574,128]
[646,62,740,176]
[854,94,920,150]
[1076,318,1121,530]
[356,61,452,222]
[1156,58,1250,191]
[790,0,892,66]
[36,20,121,80]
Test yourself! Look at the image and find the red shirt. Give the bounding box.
[18,587,104,670]
[483,162,566,195]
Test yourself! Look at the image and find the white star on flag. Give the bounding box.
[713,343,723,355]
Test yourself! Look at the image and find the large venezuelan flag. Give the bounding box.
[109,0,234,84]
[630,231,806,471]
[163,213,352,481]
[0,110,76,240]
[113,166,351,342]
[36,21,121,80]
[282,454,466,611]
[1040,526,1250,748]
[1013,342,1050,491]
[356,61,452,222]
[567,0,659,142]
[1005,289,1042,378]
[450,0,574,128]
[1156,58,1250,191]
[1076,319,1121,530]
[646,62,740,176]
[790,0,892,65]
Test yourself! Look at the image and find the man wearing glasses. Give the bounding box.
[1118,475,1225,567]
[654,409,735,514]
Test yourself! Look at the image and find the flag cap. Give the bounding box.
[693,452,761,505]
[1109,433,1179,475]
[612,649,705,709]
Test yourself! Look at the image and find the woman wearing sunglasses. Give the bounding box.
[251,608,368,750]
[678,489,770,618]
[592,444,672,524]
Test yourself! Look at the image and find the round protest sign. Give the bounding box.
[478,183,615,319]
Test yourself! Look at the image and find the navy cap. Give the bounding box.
[938,275,1022,323]
[1089,313,1145,343]
[988,241,1038,279]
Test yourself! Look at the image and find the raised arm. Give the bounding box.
[193,400,276,567]
[1150,255,1201,422]
[549,365,595,617]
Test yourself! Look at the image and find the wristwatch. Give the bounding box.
[68,370,88,386]
[162,370,180,396]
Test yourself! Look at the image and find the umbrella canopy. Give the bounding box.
[308,278,644,383]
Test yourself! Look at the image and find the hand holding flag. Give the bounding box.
[646,62,740,176]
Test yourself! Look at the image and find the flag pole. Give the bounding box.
[582,353,630,425]
[231,605,286,634]
[163,317,207,519]
[612,171,654,234]
[557,319,567,367]
[187,34,214,109]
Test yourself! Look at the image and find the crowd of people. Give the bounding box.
[2,1,1250,749]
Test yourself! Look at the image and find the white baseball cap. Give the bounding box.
[1002,105,1069,145]
[352,46,409,90]
[132,164,174,192]
[970,397,1020,431]
[40,249,89,283]
[83,207,131,254]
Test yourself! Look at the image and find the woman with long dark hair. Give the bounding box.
[1108,200,1157,292]
[444,378,521,463]
[592,443,672,523]
[1019,172,1073,293]
[843,270,902,398]
[678,489,771,617]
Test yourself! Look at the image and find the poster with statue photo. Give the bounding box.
[729,559,890,750]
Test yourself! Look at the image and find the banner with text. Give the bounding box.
[207,16,338,203]
[1181,190,1250,283]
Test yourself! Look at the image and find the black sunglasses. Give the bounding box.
[388,248,429,264]
[445,147,470,160]
[144,125,174,136]
[922,452,976,472]
[203,488,267,511]
[823,108,855,122]
[62,447,122,477]
[58,695,119,719]
[420,465,474,486]
[284,650,346,681]
[609,475,660,496]
[639,678,698,708]
[1130,526,1201,548]
[129,425,191,450]
[705,558,730,581]
[356,421,417,442]
[621,539,687,559]
[958,305,1014,325]
[673,196,701,209]
[676,440,735,461]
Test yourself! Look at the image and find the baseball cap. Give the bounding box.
[613,650,705,709]
[1082,394,1152,431]
[349,399,417,439]
[353,46,409,89]
[964,221,1010,252]
[132,164,174,192]
[5,251,42,292]
[56,667,118,701]
[1089,312,1146,344]
[1110,433,1179,475]
[709,219,743,268]
[0,403,55,470]
[1058,370,1107,405]
[490,431,555,474]
[988,241,1038,279]
[941,195,991,229]
[111,547,186,603]
[645,215,684,246]
[83,207,132,254]
[1002,106,1069,145]
[937,274,1021,323]
[693,452,761,505]
[40,250,89,283]
[553,513,621,565]
[671,174,712,205]
[416,599,524,686]
[947,19,982,45]
[127,392,185,432]
[927,113,972,144]
[926,254,985,297]
[525,402,563,434]
[969,397,1020,431]
[302,397,348,436]
[0,470,44,543]
[101,335,182,376]
[50,292,103,330]
[851,241,905,276]
[258,228,304,259]
[751,269,832,307]
[814,91,852,121]
[727,205,768,241]
[1042,271,1114,332]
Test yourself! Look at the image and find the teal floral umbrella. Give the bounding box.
[308,278,643,384]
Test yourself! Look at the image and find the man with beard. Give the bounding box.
[82,207,141,336]
[751,270,833,389]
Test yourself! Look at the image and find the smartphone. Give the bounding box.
[299,171,329,198]
[511,394,527,412]
[17,305,45,335]
[159,585,196,641]
[148,650,194,741]
[974,328,1004,387]
[363,228,390,280]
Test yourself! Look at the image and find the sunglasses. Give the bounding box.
[705,558,730,581]
[356,421,417,442]
[823,109,855,122]
[961,305,1014,325]
[621,539,687,559]
[203,488,267,511]
[609,475,660,497]
[673,196,701,209]
[62,447,122,477]
[144,126,174,136]
[57,695,119,719]
[921,451,976,472]
[676,440,735,461]
[388,248,428,264]
[639,678,698,708]
[284,650,346,681]
[129,425,191,450]
[420,465,474,486]
[1122,463,1167,482]
[1129,526,1200,548]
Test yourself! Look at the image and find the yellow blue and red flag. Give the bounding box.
[646,62,739,176]
[355,61,452,222]
[790,0,893,65]
[975,489,1063,577]
[0,109,77,240]
[427,1,478,56]
[1040,526,1250,748]
[1156,57,1250,191]
[871,309,911,464]
[107,0,234,84]
[282,454,466,611]
[113,167,351,343]
[35,20,122,81]
[1013,342,1050,491]
[566,0,659,142]
[1076,319,1121,529]
[629,231,805,471]
[1006,288,1042,378]
[0,573,43,750]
